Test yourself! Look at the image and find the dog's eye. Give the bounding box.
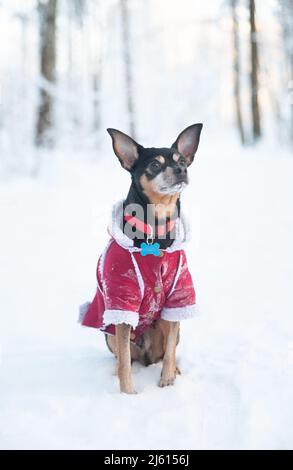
[150,160,161,172]
[179,156,186,165]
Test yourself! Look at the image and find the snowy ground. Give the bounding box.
[0,137,293,450]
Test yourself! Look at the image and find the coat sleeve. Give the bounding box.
[161,250,197,322]
[101,243,142,329]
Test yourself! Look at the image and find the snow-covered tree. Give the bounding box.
[35,0,58,147]
[278,0,293,142]
[249,0,262,141]
[231,0,246,145]
[120,0,136,138]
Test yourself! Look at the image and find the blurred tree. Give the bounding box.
[65,0,102,136]
[120,0,136,138]
[35,0,58,147]
[71,0,86,25]
[231,0,246,145]
[249,0,262,141]
[65,0,86,130]
[278,0,293,143]
[89,0,103,133]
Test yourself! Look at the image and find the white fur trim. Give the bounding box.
[179,210,191,243]
[108,200,136,251]
[161,304,197,321]
[103,309,139,329]
[107,199,188,253]
[78,302,91,323]
[130,253,144,298]
[98,239,113,280]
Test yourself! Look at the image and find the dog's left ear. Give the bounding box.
[107,128,142,171]
[172,123,203,166]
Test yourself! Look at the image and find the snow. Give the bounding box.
[0,138,293,450]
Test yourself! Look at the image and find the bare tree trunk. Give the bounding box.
[279,0,293,143]
[291,58,293,143]
[249,0,261,141]
[279,0,293,145]
[93,68,102,131]
[35,0,57,147]
[231,0,246,145]
[120,0,136,138]
[288,17,293,143]
[90,0,102,133]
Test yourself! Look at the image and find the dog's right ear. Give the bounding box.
[107,128,142,171]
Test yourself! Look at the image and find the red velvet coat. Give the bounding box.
[79,201,197,343]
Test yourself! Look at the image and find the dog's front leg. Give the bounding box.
[159,320,180,387]
[116,323,137,394]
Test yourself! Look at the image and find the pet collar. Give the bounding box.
[124,213,176,237]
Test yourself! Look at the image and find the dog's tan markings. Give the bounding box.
[159,320,180,387]
[172,153,180,162]
[116,324,137,394]
[106,319,181,390]
[155,155,165,164]
[107,333,143,365]
[139,174,180,220]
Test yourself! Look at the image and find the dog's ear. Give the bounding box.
[172,124,203,166]
[107,128,142,171]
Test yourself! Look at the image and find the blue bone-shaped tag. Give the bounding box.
[140,242,161,257]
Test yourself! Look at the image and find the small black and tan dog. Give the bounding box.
[108,124,203,248]
[81,124,203,393]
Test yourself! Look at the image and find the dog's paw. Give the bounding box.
[159,371,176,387]
[159,376,175,387]
[120,387,138,395]
[159,365,181,387]
[119,381,137,394]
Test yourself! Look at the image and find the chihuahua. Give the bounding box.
[80,124,203,393]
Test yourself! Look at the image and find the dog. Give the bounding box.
[79,124,203,394]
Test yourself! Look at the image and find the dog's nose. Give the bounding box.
[174,166,187,175]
